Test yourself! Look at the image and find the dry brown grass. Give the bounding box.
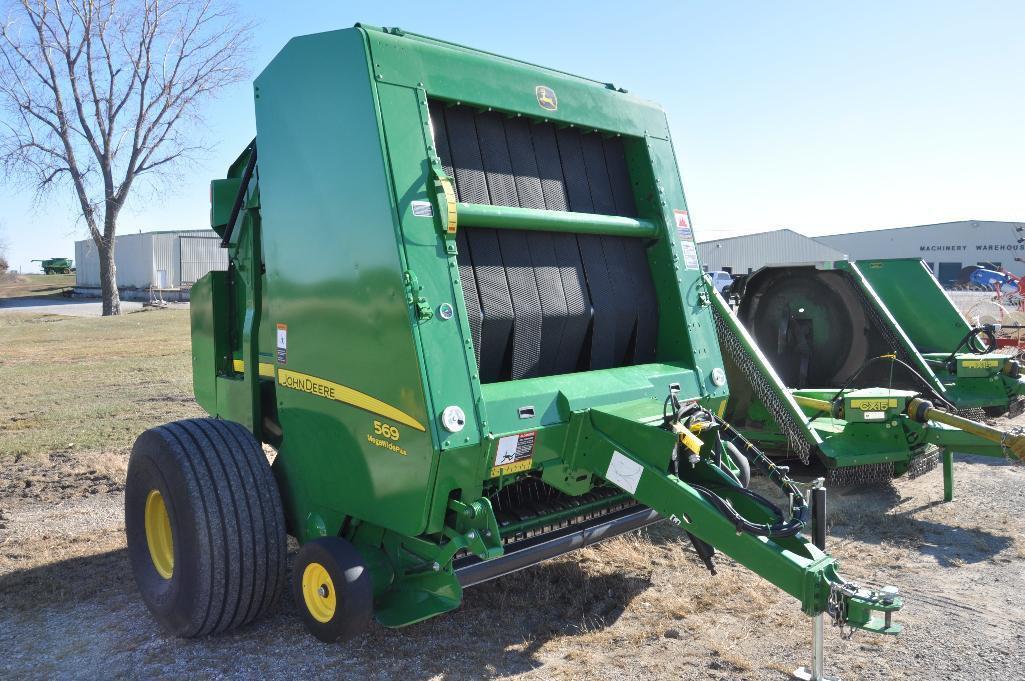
[0,273,76,299]
[0,309,203,461]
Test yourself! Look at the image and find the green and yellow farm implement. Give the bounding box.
[737,259,1025,418]
[31,257,73,274]
[710,264,1025,491]
[125,24,902,658]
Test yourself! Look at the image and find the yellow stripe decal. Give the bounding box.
[277,368,427,432]
[232,359,276,378]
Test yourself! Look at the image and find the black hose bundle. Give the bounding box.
[661,395,808,539]
[942,326,997,365]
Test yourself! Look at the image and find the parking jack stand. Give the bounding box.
[794,480,839,681]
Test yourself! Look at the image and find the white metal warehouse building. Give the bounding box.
[697,220,1025,286]
[816,220,1025,285]
[696,228,847,274]
[75,229,227,299]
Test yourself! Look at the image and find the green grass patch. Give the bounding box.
[0,309,204,459]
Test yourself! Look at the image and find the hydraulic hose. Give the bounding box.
[663,398,809,539]
[944,326,997,362]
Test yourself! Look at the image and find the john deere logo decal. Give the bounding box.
[536,86,558,112]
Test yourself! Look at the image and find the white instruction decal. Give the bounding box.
[680,241,700,271]
[411,200,434,217]
[606,450,643,494]
[863,411,885,421]
[276,323,287,364]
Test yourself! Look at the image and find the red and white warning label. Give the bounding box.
[673,209,692,240]
[490,431,536,477]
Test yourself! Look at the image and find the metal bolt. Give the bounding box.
[318,584,329,598]
[670,515,681,526]
[467,530,476,540]
[431,561,441,572]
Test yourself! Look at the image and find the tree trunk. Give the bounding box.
[98,237,121,316]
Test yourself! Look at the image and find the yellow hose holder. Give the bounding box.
[679,429,704,456]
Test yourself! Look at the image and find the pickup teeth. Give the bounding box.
[486,476,638,545]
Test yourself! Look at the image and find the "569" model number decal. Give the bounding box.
[373,420,400,441]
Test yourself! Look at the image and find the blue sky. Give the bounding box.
[3,1,1023,272]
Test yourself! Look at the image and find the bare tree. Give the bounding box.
[0,0,251,314]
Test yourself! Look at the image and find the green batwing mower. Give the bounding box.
[708,264,1025,491]
[124,25,902,653]
[738,259,1025,418]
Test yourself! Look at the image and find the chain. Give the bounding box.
[826,462,895,487]
[827,583,847,631]
[907,446,941,479]
[712,303,812,464]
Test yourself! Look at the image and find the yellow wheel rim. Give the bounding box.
[144,489,174,580]
[302,562,337,623]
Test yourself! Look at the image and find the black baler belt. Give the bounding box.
[529,122,570,211]
[599,235,640,363]
[524,231,571,377]
[456,229,483,369]
[551,233,591,374]
[580,133,617,215]
[554,127,595,213]
[622,238,658,362]
[603,136,637,217]
[497,230,544,379]
[443,106,489,204]
[504,117,547,211]
[475,111,519,207]
[466,228,514,382]
[576,234,618,369]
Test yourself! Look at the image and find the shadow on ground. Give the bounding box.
[0,543,653,679]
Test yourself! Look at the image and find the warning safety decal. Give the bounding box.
[490,431,536,478]
[673,209,692,240]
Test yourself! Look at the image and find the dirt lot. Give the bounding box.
[2,310,1024,679]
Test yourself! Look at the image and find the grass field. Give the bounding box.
[0,309,202,460]
[0,273,77,300]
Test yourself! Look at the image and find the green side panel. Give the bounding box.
[210,178,242,233]
[856,258,972,353]
[837,260,948,396]
[373,81,483,452]
[253,29,437,540]
[189,272,228,415]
